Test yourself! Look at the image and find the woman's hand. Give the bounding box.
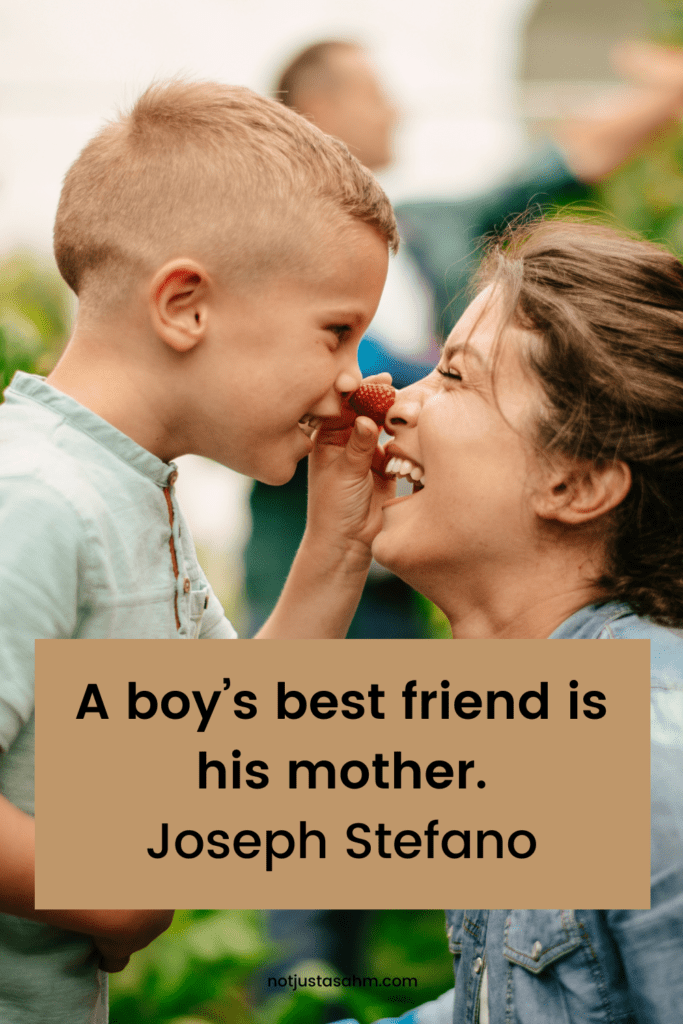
[254,375,397,639]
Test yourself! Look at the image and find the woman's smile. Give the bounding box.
[383,444,425,503]
[373,287,542,591]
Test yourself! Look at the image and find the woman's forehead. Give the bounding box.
[443,289,543,413]
[443,286,513,366]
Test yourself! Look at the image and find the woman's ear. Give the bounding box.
[149,260,210,353]
[533,459,632,525]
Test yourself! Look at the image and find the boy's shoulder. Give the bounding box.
[0,372,171,604]
[0,375,95,526]
[0,372,238,644]
[0,372,171,517]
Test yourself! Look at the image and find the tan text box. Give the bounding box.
[35,638,650,909]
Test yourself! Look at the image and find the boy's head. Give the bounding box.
[51,80,395,483]
[53,78,398,313]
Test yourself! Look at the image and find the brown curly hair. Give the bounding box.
[477,216,683,627]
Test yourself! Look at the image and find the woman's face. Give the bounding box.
[373,287,547,593]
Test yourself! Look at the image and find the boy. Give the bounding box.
[0,79,397,1022]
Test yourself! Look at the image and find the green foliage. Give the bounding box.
[109,910,273,1024]
[108,909,454,1024]
[355,910,453,1023]
[0,250,70,392]
[598,119,683,254]
[417,594,451,639]
[595,0,683,253]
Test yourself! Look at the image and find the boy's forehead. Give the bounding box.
[306,219,389,287]
[245,219,388,315]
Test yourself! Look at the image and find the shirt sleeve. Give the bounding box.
[198,578,238,639]
[0,476,81,753]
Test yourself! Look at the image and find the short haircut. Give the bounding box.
[53,78,398,308]
[477,215,683,626]
[275,40,361,111]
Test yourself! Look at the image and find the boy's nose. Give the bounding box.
[335,358,363,396]
[384,379,425,434]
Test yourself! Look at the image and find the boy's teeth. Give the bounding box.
[298,414,321,437]
[386,456,424,484]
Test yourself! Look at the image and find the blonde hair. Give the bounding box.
[53,78,398,308]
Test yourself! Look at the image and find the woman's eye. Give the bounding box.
[437,367,462,381]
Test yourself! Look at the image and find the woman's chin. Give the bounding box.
[373,527,448,611]
[372,531,413,584]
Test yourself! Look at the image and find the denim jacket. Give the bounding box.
[336,602,683,1024]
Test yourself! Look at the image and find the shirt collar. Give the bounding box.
[548,600,634,639]
[6,372,178,488]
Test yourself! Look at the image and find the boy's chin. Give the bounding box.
[256,460,299,487]
[253,437,310,486]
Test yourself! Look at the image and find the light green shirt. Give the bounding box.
[0,372,237,1023]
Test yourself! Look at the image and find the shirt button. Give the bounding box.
[183,578,191,593]
[168,470,178,485]
[473,957,483,974]
[531,941,543,960]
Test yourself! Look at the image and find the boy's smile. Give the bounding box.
[185,219,389,483]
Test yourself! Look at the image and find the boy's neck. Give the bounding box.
[47,319,182,464]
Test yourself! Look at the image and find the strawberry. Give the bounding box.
[348,382,396,426]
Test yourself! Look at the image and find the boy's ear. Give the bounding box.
[149,260,210,353]
[533,458,632,525]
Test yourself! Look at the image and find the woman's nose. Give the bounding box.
[384,380,425,434]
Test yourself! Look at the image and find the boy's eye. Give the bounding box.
[437,367,462,381]
[328,324,352,342]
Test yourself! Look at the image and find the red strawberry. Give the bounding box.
[348,382,396,426]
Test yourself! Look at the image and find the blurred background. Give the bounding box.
[2,0,683,1021]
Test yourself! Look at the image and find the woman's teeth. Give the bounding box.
[385,456,424,489]
[298,414,321,438]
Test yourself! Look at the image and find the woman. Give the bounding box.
[341,217,683,1023]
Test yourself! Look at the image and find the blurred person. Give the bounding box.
[278,38,683,334]
[245,42,435,646]
[246,37,683,642]
[277,40,398,174]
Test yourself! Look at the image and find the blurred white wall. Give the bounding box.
[0,0,536,253]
